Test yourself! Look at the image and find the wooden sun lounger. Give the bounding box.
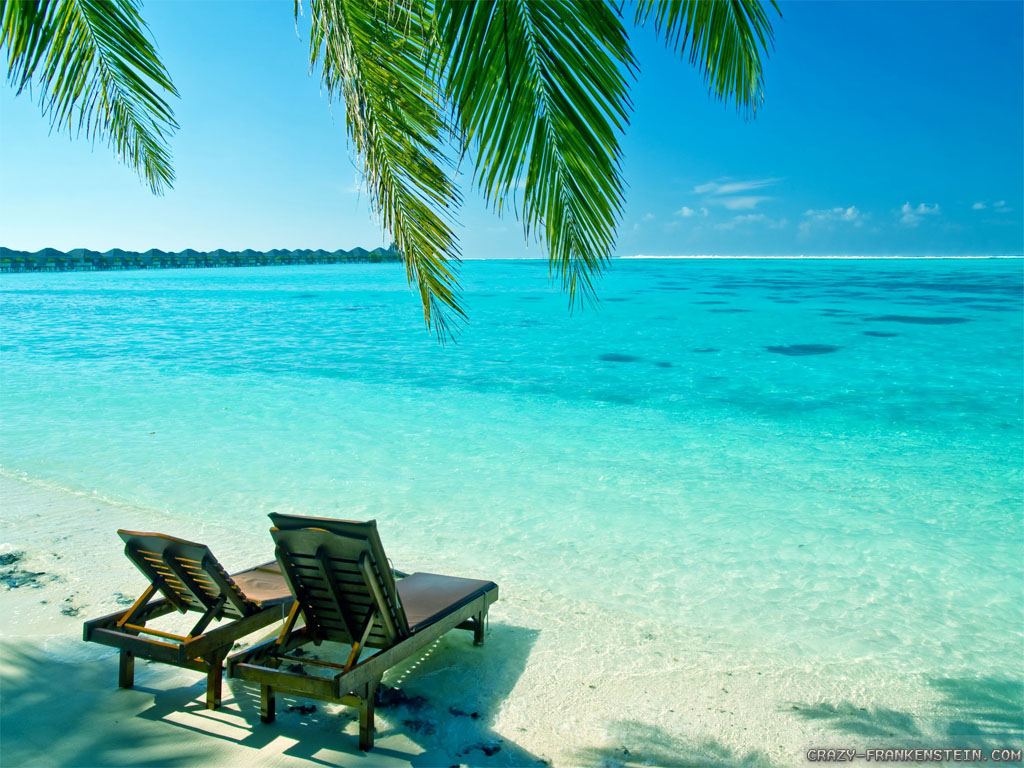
[227,514,499,751]
[83,530,294,709]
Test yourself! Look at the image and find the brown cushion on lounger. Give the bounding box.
[397,572,497,632]
[230,561,292,606]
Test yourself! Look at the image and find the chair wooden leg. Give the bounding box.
[474,610,486,646]
[206,651,225,710]
[118,650,135,688]
[358,678,380,751]
[260,685,276,723]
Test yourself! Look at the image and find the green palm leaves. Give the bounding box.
[439,1,634,306]
[636,0,778,113]
[303,0,777,332]
[2,0,779,334]
[307,0,464,337]
[1,0,179,194]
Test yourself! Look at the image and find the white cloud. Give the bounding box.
[973,200,1011,212]
[694,178,779,195]
[692,178,778,211]
[720,195,769,210]
[674,206,709,218]
[799,205,863,233]
[716,213,787,230]
[820,206,860,222]
[633,212,656,231]
[900,202,940,226]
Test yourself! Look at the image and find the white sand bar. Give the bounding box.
[1,474,1012,767]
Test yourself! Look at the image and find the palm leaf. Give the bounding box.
[305,0,463,338]
[635,0,779,113]
[1,0,179,193]
[438,0,635,306]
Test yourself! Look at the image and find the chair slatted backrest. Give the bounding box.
[270,525,410,649]
[268,513,410,637]
[118,530,252,619]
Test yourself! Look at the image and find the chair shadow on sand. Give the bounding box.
[0,622,544,767]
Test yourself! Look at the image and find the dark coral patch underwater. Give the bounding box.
[765,344,841,356]
[867,315,970,325]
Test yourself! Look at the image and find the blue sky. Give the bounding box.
[1,1,1021,257]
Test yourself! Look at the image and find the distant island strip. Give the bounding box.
[0,246,402,272]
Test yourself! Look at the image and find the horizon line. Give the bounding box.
[616,254,1023,260]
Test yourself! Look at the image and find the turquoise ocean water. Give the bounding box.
[2,258,1022,687]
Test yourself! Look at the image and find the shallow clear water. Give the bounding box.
[2,258,1022,680]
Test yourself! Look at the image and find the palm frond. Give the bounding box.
[306,0,463,338]
[635,0,779,114]
[438,0,635,305]
[1,0,179,193]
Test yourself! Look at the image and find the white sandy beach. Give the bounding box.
[2,473,1013,767]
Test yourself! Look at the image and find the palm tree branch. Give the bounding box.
[306,0,463,338]
[1,0,179,193]
[439,0,635,306]
[635,0,779,113]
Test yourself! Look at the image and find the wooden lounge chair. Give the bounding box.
[83,530,294,709]
[227,514,499,751]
